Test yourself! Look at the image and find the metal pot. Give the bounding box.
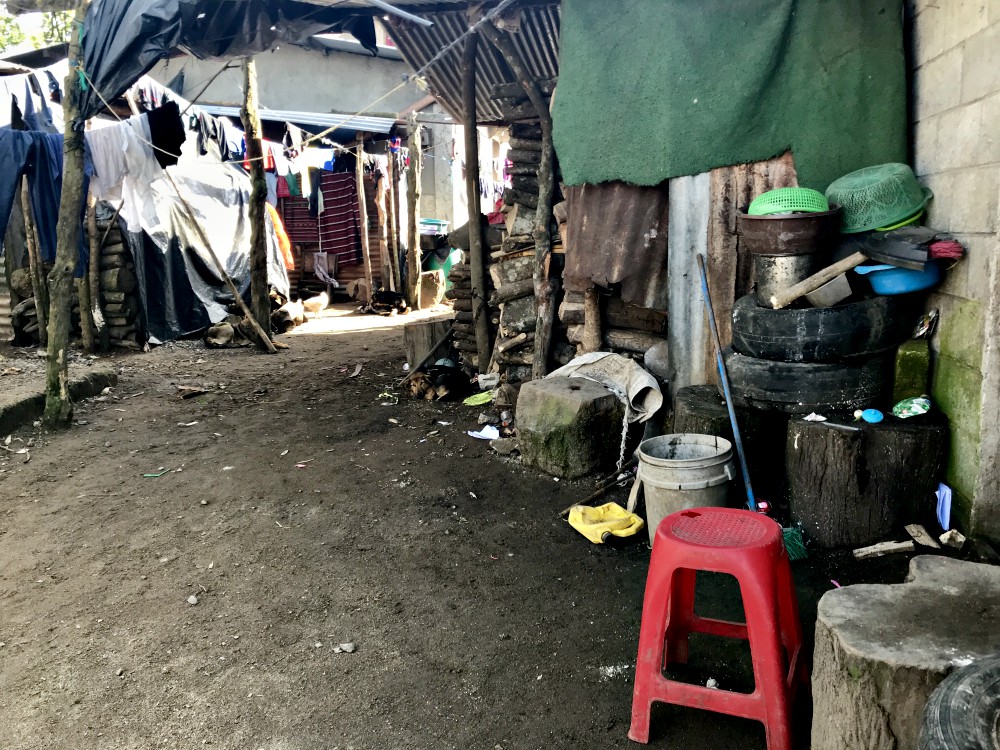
[738,207,842,256]
[754,254,822,308]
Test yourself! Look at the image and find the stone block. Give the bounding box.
[961,22,1000,103]
[914,47,963,121]
[913,116,939,178]
[980,91,1000,163]
[893,340,931,402]
[516,377,625,479]
[944,423,979,524]
[489,255,534,288]
[499,295,536,336]
[811,556,1000,750]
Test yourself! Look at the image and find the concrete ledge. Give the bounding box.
[0,369,118,434]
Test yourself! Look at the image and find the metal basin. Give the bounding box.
[738,207,842,256]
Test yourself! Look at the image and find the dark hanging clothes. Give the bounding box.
[0,128,93,276]
[146,101,185,168]
[10,97,26,131]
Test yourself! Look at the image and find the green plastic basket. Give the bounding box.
[825,163,933,234]
[747,187,829,216]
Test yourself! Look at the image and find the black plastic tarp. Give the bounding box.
[79,0,376,120]
[123,166,289,343]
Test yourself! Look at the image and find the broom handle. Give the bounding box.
[697,255,756,512]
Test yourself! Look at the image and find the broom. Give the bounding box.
[697,255,807,560]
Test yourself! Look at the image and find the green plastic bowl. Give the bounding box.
[748,187,829,216]
[825,163,933,234]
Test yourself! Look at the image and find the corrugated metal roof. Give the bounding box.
[386,2,560,124]
[198,105,397,133]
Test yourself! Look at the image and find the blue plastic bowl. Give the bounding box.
[853,261,943,295]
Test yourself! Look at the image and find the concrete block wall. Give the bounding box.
[911,0,1000,536]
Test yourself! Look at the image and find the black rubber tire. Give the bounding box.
[722,348,893,414]
[731,294,921,363]
[919,654,1000,750]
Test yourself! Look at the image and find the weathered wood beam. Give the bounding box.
[356,143,374,303]
[240,57,271,344]
[489,78,557,100]
[405,112,422,309]
[462,29,493,371]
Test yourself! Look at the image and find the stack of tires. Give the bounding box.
[725,187,918,414]
[727,294,920,413]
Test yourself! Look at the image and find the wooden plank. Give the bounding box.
[853,540,915,560]
[905,524,941,549]
[403,318,453,369]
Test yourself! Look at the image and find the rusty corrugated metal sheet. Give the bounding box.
[563,182,670,311]
[386,3,560,123]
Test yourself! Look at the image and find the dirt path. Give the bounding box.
[0,305,906,749]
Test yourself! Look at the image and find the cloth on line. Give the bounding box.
[316,172,362,267]
[146,100,185,168]
[313,253,339,287]
[265,171,278,206]
[548,352,663,424]
[552,0,907,191]
[266,202,294,270]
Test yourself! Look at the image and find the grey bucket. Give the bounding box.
[631,434,736,545]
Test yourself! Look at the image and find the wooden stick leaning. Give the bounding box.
[557,457,639,518]
[165,172,276,354]
[398,323,455,387]
[768,251,867,310]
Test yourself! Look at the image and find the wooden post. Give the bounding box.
[462,30,493,372]
[240,56,271,346]
[386,153,401,292]
[480,23,557,379]
[405,112,422,310]
[356,142,374,303]
[43,0,91,426]
[89,200,112,352]
[582,287,602,353]
[21,180,48,346]
[77,197,97,352]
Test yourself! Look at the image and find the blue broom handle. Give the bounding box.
[696,255,757,512]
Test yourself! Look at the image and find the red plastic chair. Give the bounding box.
[628,508,807,749]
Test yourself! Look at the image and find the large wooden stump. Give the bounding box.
[786,416,947,548]
[812,556,1000,750]
[671,385,790,508]
[403,318,452,369]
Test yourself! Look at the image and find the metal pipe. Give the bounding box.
[697,254,757,512]
[364,0,434,27]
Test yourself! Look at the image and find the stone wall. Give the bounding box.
[911,0,1000,536]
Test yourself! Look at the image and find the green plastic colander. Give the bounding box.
[747,187,829,216]
[825,163,933,234]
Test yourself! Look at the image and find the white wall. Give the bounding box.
[912,0,1000,536]
[150,44,423,116]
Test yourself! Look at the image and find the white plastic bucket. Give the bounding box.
[633,434,736,545]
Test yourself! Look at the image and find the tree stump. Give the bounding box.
[403,318,452,369]
[812,556,1000,750]
[786,415,947,548]
[672,385,791,509]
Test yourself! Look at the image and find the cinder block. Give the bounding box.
[933,353,983,441]
[894,340,932,402]
[914,116,940,178]
[979,91,1000,163]
[962,23,1000,103]
[913,1,987,65]
[946,167,999,234]
[914,47,964,120]
[922,172,956,231]
[934,103,981,171]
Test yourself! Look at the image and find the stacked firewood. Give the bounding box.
[93,219,141,349]
[446,260,496,368]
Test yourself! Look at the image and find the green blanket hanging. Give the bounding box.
[552,0,907,191]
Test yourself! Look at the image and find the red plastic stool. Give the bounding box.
[628,507,807,749]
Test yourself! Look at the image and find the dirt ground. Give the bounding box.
[0,303,913,750]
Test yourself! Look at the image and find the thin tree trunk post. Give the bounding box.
[386,153,401,292]
[89,201,110,352]
[44,0,91,425]
[480,23,557,379]
[405,112,422,310]
[356,142,374,302]
[582,286,602,353]
[77,196,97,352]
[240,57,271,345]
[462,30,493,372]
[21,180,48,346]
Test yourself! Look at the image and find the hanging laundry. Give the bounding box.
[146,100,185,168]
[317,172,363,267]
[265,203,294,271]
[265,172,278,206]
